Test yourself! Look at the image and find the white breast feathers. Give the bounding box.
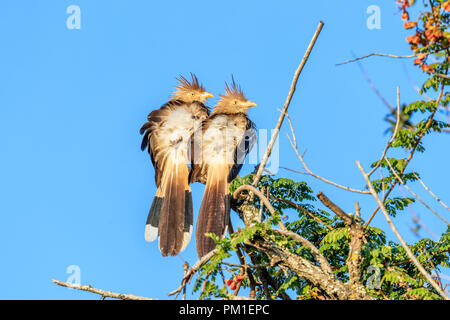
[202,115,245,166]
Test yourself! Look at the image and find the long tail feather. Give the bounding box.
[144,193,163,243]
[145,158,192,256]
[182,190,193,252]
[196,164,230,258]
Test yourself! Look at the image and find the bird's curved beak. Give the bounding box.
[202,92,214,99]
[245,101,257,108]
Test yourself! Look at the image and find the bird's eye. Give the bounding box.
[191,93,195,96]
[234,100,237,105]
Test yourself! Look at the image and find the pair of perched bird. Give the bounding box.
[140,74,257,258]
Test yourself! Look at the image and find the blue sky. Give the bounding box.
[0,0,448,299]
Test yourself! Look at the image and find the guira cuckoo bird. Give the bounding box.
[190,79,257,258]
[140,74,213,256]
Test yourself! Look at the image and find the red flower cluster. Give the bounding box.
[413,53,434,72]
[400,0,449,74]
[404,21,417,29]
[397,0,411,19]
[226,275,245,291]
[443,1,450,12]
[406,32,421,45]
[413,53,426,65]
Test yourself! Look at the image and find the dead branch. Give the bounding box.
[317,192,353,225]
[284,111,370,194]
[413,172,450,212]
[316,194,369,298]
[52,279,155,300]
[336,52,415,66]
[346,202,367,299]
[252,21,324,187]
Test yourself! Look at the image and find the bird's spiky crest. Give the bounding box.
[175,73,205,93]
[222,75,246,101]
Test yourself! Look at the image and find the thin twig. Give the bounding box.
[284,108,370,195]
[368,87,402,177]
[52,279,155,300]
[283,136,370,194]
[182,262,189,300]
[413,172,450,212]
[336,52,415,66]
[356,160,449,300]
[200,271,213,298]
[380,166,386,199]
[284,107,370,195]
[409,204,440,241]
[357,59,395,111]
[337,46,450,66]
[252,21,324,187]
[168,249,218,297]
[384,156,449,225]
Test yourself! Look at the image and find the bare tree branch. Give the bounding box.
[52,279,155,300]
[284,117,370,195]
[252,21,324,187]
[337,47,450,66]
[316,192,353,225]
[336,52,415,66]
[413,172,450,212]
